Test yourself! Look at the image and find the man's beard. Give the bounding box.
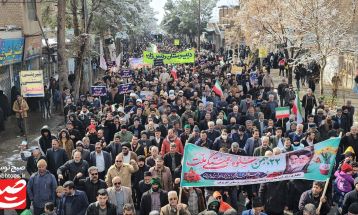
[152,187,159,192]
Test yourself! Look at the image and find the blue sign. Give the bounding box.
[118,84,133,94]
[91,86,107,96]
[0,38,24,66]
[120,70,133,78]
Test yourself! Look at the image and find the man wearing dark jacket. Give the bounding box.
[277,78,289,107]
[140,178,168,215]
[46,139,68,177]
[58,181,89,215]
[38,125,57,155]
[298,181,330,215]
[212,129,233,152]
[89,142,112,180]
[137,171,152,209]
[287,179,312,213]
[259,181,289,214]
[106,84,123,105]
[66,122,82,145]
[342,177,358,214]
[20,148,46,176]
[72,141,90,162]
[132,156,150,208]
[86,189,116,215]
[163,143,183,175]
[58,151,89,182]
[0,90,10,120]
[76,166,107,203]
[105,135,122,164]
[333,109,349,133]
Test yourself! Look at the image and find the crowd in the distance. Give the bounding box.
[13,37,358,215]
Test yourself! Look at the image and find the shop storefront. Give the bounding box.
[0,37,24,98]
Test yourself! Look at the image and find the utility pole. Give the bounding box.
[57,0,69,111]
[198,0,201,52]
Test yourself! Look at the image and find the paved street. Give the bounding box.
[0,112,64,169]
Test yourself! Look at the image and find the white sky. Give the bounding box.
[150,0,239,24]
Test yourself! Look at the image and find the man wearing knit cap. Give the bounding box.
[115,125,134,143]
[140,178,168,215]
[343,177,358,214]
[160,191,190,215]
[132,155,150,207]
[118,141,138,163]
[137,171,152,208]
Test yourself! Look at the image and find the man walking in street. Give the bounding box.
[85,189,116,215]
[58,181,89,215]
[76,166,107,203]
[107,176,134,215]
[12,95,29,137]
[27,159,57,215]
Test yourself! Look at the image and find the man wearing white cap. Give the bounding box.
[160,191,190,215]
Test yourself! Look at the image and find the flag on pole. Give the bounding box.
[276,107,290,119]
[292,91,304,124]
[212,80,223,97]
[100,55,107,70]
[115,53,122,68]
[99,39,107,70]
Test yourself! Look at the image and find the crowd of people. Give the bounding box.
[4,36,358,215]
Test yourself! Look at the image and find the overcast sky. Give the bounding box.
[150,0,239,24]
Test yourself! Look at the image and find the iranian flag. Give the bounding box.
[171,67,178,80]
[212,80,223,97]
[276,107,290,119]
[292,91,304,124]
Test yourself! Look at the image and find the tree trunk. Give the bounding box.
[71,0,80,37]
[288,67,293,85]
[72,0,101,101]
[73,36,87,102]
[320,58,327,96]
[57,0,69,107]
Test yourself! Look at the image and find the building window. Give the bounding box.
[27,0,37,21]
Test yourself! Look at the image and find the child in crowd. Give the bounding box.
[334,163,354,209]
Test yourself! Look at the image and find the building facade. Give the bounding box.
[0,0,42,99]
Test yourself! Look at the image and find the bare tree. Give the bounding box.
[228,0,356,94]
[57,0,69,104]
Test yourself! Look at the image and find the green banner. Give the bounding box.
[181,137,340,187]
[143,49,195,65]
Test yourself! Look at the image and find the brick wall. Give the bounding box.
[0,2,24,28]
[0,1,41,36]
